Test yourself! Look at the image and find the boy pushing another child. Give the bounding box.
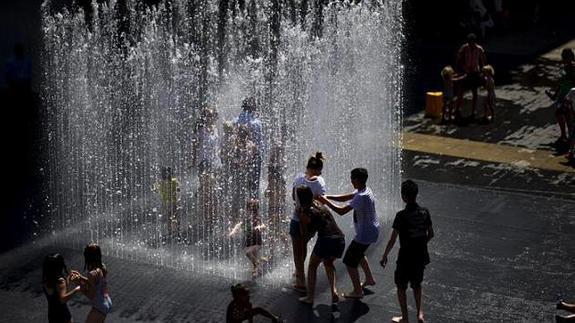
[380,180,434,323]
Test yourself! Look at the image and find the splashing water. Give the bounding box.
[40,0,404,283]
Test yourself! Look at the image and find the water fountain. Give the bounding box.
[40,0,404,283]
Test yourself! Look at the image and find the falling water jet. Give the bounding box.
[40,0,404,284]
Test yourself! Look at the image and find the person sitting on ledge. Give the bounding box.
[226,283,279,323]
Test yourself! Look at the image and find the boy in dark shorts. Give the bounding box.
[380,180,434,323]
[323,168,379,299]
[296,186,346,305]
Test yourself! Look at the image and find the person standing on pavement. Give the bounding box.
[546,48,575,149]
[290,152,327,292]
[455,33,487,121]
[296,185,345,305]
[380,180,434,323]
[234,97,265,199]
[322,168,379,299]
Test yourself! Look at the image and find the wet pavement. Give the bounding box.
[1,181,573,322]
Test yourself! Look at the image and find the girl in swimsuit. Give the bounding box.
[71,243,112,323]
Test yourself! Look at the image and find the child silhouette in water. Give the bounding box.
[265,144,288,252]
[156,166,180,240]
[226,284,279,322]
[244,199,265,278]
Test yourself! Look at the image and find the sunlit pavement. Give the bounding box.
[403,39,575,199]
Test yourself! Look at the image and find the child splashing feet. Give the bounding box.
[226,284,279,323]
[296,186,345,305]
[323,168,379,299]
[71,243,112,323]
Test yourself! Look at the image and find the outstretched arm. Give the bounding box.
[324,192,355,202]
[323,199,352,216]
[57,279,80,303]
[380,229,398,268]
[252,307,279,322]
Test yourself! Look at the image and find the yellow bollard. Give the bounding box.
[425,91,444,118]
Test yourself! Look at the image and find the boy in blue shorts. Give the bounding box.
[323,168,379,298]
[380,180,434,323]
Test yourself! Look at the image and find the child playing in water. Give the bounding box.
[296,186,345,305]
[440,65,466,123]
[482,65,496,123]
[226,284,279,323]
[42,253,81,323]
[244,199,265,278]
[156,166,180,241]
[70,243,112,323]
[323,168,379,299]
[265,143,288,252]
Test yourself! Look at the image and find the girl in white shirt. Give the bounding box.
[290,152,327,291]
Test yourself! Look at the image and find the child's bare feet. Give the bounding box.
[361,279,376,288]
[342,291,363,299]
[298,296,313,305]
[417,313,425,323]
[392,316,409,323]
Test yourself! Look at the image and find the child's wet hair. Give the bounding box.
[351,168,368,185]
[161,166,173,180]
[296,185,313,206]
[482,65,494,76]
[306,151,325,171]
[42,253,68,287]
[242,96,257,112]
[441,66,454,80]
[231,283,249,299]
[84,243,105,275]
[401,180,419,200]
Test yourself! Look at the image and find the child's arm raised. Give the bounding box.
[380,229,398,268]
